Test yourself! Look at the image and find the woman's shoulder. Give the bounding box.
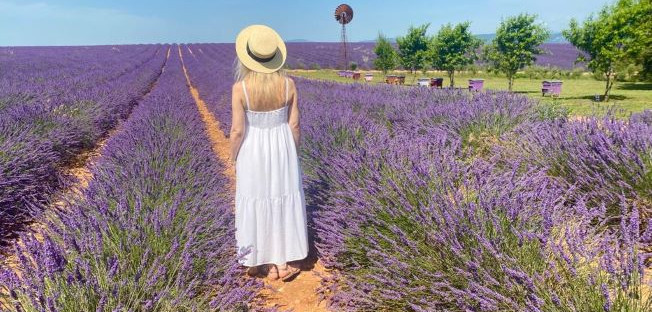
[232,80,243,93]
[285,76,296,89]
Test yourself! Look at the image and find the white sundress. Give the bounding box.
[235,77,309,267]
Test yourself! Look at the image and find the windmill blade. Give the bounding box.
[334,4,353,25]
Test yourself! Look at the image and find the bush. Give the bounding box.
[631,109,652,126]
[507,116,652,215]
[350,61,358,71]
[296,78,650,310]
[531,101,570,121]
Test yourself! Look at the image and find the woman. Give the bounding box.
[229,24,308,281]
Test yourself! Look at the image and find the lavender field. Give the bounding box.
[283,42,586,70]
[1,43,651,311]
[0,45,167,249]
[177,44,652,310]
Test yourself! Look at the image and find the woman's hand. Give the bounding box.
[287,78,301,149]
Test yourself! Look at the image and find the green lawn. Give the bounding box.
[289,69,652,117]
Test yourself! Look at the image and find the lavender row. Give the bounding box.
[179,44,235,133]
[0,45,165,111]
[0,46,168,249]
[0,45,261,311]
[295,79,651,310]
[505,117,652,215]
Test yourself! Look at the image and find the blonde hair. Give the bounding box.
[234,58,288,109]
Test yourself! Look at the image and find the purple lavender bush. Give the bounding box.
[505,116,652,217]
[0,45,167,249]
[0,47,262,311]
[631,110,652,126]
[295,78,650,310]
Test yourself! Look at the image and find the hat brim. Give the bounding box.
[235,25,287,74]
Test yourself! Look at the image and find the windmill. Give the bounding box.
[334,4,353,70]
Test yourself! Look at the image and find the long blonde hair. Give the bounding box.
[234,58,287,109]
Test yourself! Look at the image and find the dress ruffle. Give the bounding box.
[235,190,308,266]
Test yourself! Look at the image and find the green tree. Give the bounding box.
[614,0,651,81]
[564,0,649,101]
[485,14,549,91]
[431,22,482,87]
[373,33,398,74]
[396,24,431,74]
[350,61,358,71]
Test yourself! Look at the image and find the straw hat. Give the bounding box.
[235,24,287,73]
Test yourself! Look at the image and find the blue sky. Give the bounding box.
[0,0,612,46]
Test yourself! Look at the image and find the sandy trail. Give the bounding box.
[178,46,330,311]
[178,46,234,187]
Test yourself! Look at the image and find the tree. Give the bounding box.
[373,33,398,74]
[563,0,649,101]
[431,22,482,87]
[485,14,549,91]
[613,0,652,82]
[611,0,651,81]
[396,24,431,74]
[349,61,358,71]
[636,0,652,81]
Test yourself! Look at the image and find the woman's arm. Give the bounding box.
[287,78,301,148]
[230,83,246,162]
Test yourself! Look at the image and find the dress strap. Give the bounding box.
[284,77,289,106]
[241,80,250,111]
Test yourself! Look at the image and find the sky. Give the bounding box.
[0,0,613,46]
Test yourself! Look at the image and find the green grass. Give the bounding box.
[289,69,652,117]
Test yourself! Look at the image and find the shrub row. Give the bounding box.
[0,46,261,311]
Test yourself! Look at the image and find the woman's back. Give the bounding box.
[240,74,289,112]
[241,77,290,129]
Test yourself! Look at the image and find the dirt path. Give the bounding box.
[178,46,330,312]
[177,47,234,188]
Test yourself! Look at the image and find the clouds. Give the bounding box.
[0,0,167,45]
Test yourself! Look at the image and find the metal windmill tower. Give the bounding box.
[334,4,354,69]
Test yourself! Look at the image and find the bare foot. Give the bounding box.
[278,264,301,281]
[266,264,279,281]
[246,266,259,277]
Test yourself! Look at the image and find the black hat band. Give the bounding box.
[247,43,276,63]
